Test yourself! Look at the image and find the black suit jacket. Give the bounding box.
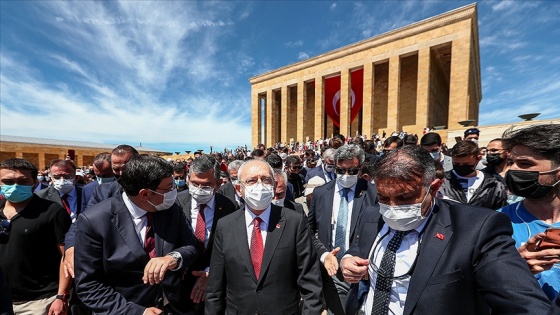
[304,165,333,183]
[35,185,83,216]
[205,205,323,315]
[217,182,238,207]
[74,192,199,315]
[307,178,377,257]
[345,199,551,315]
[175,191,238,270]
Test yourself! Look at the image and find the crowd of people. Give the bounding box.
[0,123,559,315]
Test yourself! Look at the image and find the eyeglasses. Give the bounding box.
[290,165,303,170]
[51,174,74,180]
[241,176,274,186]
[173,176,185,180]
[189,182,214,190]
[0,219,11,242]
[335,167,360,175]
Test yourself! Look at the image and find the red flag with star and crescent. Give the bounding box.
[324,69,364,127]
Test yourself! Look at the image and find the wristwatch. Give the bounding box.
[56,293,70,302]
[167,251,182,265]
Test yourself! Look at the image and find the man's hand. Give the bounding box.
[190,270,209,303]
[144,307,163,315]
[63,247,74,278]
[48,298,67,315]
[518,232,560,275]
[324,247,340,276]
[143,256,177,285]
[341,256,369,283]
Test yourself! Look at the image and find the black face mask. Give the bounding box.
[453,164,476,177]
[505,168,560,199]
[486,153,505,166]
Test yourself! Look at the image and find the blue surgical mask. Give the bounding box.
[174,179,186,188]
[1,184,34,203]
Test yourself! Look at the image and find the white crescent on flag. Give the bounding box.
[332,89,356,116]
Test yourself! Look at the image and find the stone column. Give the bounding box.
[266,90,277,147]
[251,90,261,148]
[314,77,325,142]
[386,55,401,133]
[280,85,289,145]
[416,48,431,130]
[362,63,374,137]
[296,81,306,142]
[448,23,472,130]
[339,68,351,137]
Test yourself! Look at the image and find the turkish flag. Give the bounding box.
[324,69,364,127]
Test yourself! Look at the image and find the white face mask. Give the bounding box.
[37,176,45,182]
[469,139,479,145]
[337,174,358,188]
[53,179,74,194]
[189,184,215,205]
[324,164,335,173]
[271,198,285,207]
[243,182,274,211]
[429,151,441,161]
[148,188,178,211]
[379,189,431,231]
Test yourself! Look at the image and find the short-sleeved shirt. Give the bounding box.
[498,201,560,300]
[0,195,71,301]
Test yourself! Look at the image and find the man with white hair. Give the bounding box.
[305,148,336,184]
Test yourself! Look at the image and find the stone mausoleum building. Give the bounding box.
[249,3,481,147]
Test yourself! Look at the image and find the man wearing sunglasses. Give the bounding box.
[0,158,71,315]
[307,144,378,315]
[341,146,550,315]
[285,155,305,199]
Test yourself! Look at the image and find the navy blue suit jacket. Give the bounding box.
[81,181,98,211]
[345,199,550,315]
[74,192,199,314]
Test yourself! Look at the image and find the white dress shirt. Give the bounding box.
[244,205,272,248]
[122,192,151,246]
[360,214,431,315]
[330,182,355,251]
[190,194,216,248]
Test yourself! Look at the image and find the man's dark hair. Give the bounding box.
[503,124,560,166]
[464,128,480,137]
[420,133,443,146]
[93,152,111,169]
[403,134,418,146]
[383,136,403,148]
[304,149,315,158]
[119,154,173,196]
[333,134,346,142]
[0,158,38,179]
[112,144,139,156]
[374,146,436,187]
[251,149,265,158]
[451,141,478,158]
[488,138,511,151]
[50,159,77,171]
[364,140,377,153]
[173,163,187,174]
[264,153,283,169]
[361,161,376,178]
[189,155,220,182]
[285,155,301,167]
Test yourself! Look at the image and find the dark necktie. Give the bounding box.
[334,188,350,261]
[250,217,264,280]
[371,230,409,315]
[195,204,207,250]
[61,194,71,214]
[144,212,156,258]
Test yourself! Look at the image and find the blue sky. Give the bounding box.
[1,1,559,153]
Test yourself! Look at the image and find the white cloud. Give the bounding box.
[298,52,310,60]
[285,40,303,48]
[330,3,337,11]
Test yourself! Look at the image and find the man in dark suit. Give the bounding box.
[205,160,322,314]
[305,148,336,184]
[216,160,243,207]
[341,146,550,315]
[63,144,139,280]
[271,169,305,214]
[74,154,199,315]
[174,155,237,314]
[36,159,83,223]
[81,152,113,211]
[307,144,377,315]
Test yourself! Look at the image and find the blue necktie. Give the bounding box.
[334,188,350,260]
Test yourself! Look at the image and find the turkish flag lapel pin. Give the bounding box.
[435,232,445,240]
[276,223,281,229]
